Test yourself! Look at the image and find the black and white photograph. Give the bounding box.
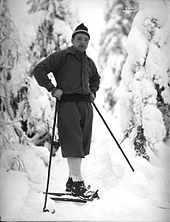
[0,0,170,221]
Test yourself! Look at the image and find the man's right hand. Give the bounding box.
[51,88,63,100]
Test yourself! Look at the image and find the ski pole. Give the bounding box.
[92,102,135,172]
[43,98,58,212]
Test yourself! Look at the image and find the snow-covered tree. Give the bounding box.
[119,0,170,160]
[27,0,76,75]
[0,0,30,154]
[98,0,138,110]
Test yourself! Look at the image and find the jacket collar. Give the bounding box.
[66,46,87,58]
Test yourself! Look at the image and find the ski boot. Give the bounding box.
[71,181,99,200]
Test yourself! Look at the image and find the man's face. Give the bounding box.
[72,33,89,53]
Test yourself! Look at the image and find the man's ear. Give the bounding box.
[71,37,74,44]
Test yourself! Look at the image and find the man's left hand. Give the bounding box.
[90,92,96,102]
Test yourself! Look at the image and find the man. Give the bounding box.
[33,23,100,199]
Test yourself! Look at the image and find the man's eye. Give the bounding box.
[77,38,89,42]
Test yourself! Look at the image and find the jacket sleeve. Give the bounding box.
[33,51,63,92]
[89,60,101,95]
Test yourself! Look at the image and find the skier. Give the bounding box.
[33,23,100,199]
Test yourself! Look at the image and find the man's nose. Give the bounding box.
[80,39,86,44]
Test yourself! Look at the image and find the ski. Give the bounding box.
[43,191,99,204]
[44,191,74,197]
[50,196,87,203]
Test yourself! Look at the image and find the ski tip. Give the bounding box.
[93,190,100,199]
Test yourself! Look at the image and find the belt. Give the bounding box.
[59,93,92,102]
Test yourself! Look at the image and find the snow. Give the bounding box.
[0,137,170,221]
[126,26,149,65]
[1,105,170,220]
[142,104,166,144]
[1,0,170,221]
[119,0,170,153]
[28,78,53,122]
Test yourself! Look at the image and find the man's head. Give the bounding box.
[71,23,90,53]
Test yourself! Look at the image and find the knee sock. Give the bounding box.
[67,157,83,182]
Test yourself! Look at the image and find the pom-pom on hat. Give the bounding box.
[72,23,90,39]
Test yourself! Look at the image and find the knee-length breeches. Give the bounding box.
[57,102,93,158]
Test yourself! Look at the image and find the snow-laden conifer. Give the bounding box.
[119,0,170,159]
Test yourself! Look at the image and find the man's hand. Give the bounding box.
[51,88,63,100]
[90,92,96,102]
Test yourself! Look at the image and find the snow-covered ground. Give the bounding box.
[0,106,170,221]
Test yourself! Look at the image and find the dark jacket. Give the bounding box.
[33,46,100,95]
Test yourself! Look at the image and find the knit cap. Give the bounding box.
[72,23,90,39]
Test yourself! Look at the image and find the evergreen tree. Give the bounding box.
[120,0,170,159]
[27,0,76,75]
[98,0,137,110]
[0,0,30,154]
